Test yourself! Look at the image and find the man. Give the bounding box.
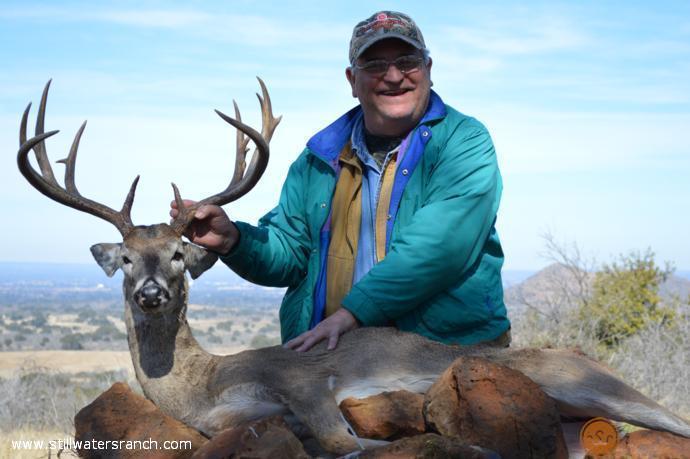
[171,11,510,352]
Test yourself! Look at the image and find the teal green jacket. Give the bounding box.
[221,91,510,345]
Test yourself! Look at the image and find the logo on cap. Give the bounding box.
[349,11,426,63]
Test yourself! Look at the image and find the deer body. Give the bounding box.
[121,267,690,454]
[17,81,690,455]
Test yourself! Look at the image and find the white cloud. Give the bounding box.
[488,108,690,175]
[0,6,349,48]
[435,15,587,56]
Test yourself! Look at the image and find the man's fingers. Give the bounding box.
[295,330,321,351]
[170,202,218,222]
[295,339,313,353]
[327,332,339,351]
[284,334,306,350]
[285,328,330,352]
[295,334,321,353]
[170,199,198,209]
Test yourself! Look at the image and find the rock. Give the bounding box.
[610,429,690,458]
[191,416,310,459]
[358,433,499,458]
[74,382,207,458]
[423,356,567,459]
[340,391,426,440]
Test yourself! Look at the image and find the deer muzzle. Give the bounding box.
[135,279,170,310]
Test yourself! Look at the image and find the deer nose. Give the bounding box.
[142,284,162,300]
[137,281,165,309]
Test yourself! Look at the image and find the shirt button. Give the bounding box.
[320,202,327,208]
[402,169,409,176]
[312,248,317,253]
[422,131,429,137]
[387,214,392,220]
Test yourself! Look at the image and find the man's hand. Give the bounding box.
[284,308,359,352]
[170,200,239,255]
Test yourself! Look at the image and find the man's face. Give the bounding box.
[346,38,432,137]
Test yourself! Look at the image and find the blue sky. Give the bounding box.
[1,1,689,270]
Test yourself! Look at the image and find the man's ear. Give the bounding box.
[183,242,218,279]
[90,243,123,277]
[345,67,357,98]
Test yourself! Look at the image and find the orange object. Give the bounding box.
[580,417,618,455]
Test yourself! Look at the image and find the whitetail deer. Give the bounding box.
[17,80,690,454]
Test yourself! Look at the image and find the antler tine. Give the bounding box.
[208,109,268,200]
[170,79,280,235]
[18,81,140,236]
[120,175,140,228]
[256,77,282,143]
[33,80,59,185]
[56,120,87,194]
[231,100,250,187]
[170,182,196,235]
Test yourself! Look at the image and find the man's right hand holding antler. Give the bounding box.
[170,200,239,256]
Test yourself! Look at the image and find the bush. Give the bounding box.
[583,249,675,346]
[60,333,84,350]
[249,333,280,349]
[92,323,126,341]
[217,320,234,331]
[29,313,48,328]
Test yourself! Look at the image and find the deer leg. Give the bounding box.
[282,386,363,455]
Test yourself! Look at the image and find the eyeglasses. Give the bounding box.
[354,55,425,77]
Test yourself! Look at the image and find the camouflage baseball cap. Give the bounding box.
[349,11,426,64]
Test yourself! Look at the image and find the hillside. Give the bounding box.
[504,262,690,313]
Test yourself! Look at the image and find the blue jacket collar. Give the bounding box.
[307,90,447,164]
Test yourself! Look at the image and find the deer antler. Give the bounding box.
[170,77,281,235]
[18,80,140,236]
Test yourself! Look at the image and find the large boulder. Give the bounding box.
[610,429,690,458]
[74,382,208,458]
[191,416,310,459]
[340,391,426,440]
[424,356,567,459]
[358,433,499,459]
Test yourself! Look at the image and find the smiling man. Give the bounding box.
[173,11,510,351]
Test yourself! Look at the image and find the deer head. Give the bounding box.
[18,79,280,315]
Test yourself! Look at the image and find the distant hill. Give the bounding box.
[0,262,284,309]
[0,261,249,288]
[504,263,690,312]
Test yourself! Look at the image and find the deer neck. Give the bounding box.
[124,296,218,410]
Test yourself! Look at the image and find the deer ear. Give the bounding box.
[183,242,218,279]
[90,243,123,277]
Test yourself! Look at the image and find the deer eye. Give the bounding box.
[172,252,184,262]
[122,256,132,264]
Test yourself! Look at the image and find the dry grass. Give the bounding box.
[512,307,690,419]
[0,362,138,442]
[0,351,134,378]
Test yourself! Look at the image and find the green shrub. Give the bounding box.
[249,333,280,349]
[581,249,675,346]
